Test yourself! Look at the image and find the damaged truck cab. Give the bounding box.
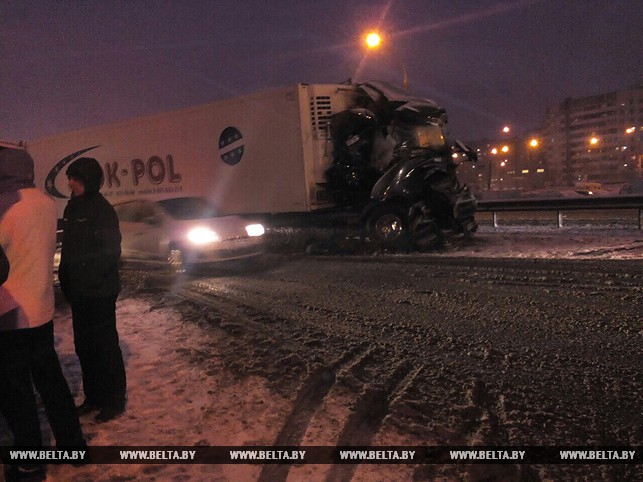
[325,81,478,248]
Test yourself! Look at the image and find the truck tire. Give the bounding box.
[367,204,411,249]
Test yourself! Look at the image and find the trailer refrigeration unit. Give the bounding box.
[29,81,477,249]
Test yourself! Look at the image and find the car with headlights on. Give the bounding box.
[113,197,265,271]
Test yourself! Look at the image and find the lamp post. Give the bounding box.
[528,138,540,189]
[363,30,408,91]
[487,127,510,190]
[625,127,642,177]
[487,156,492,191]
[528,138,539,171]
[487,147,499,191]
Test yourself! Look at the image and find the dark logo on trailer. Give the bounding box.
[45,146,100,198]
[219,127,244,165]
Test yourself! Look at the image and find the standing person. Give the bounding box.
[0,146,86,482]
[58,157,127,423]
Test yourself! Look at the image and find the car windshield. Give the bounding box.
[157,197,219,220]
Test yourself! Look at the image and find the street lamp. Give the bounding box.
[365,32,382,49]
[625,126,642,176]
[362,30,408,91]
[527,138,541,187]
[487,147,500,190]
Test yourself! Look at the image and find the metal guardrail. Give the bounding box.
[476,195,643,229]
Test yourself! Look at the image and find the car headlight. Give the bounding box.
[245,224,265,237]
[187,227,221,245]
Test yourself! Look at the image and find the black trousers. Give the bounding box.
[0,320,85,447]
[71,296,126,408]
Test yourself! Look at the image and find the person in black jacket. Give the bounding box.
[58,157,126,423]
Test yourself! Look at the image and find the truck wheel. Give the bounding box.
[367,204,410,249]
[168,247,186,273]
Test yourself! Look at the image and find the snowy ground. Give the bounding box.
[45,298,288,482]
[439,225,643,260]
[1,226,641,481]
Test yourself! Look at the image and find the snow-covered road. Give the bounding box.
[2,228,642,482]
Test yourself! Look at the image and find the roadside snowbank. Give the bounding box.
[440,226,643,260]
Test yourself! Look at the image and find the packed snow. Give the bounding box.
[438,225,643,260]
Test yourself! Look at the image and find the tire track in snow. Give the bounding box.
[256,348,370,482]
[323,361,418,482]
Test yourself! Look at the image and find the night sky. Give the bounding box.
[2,0,641,143]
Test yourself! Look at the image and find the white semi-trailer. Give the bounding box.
[28,81,477,247]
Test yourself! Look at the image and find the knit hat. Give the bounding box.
[66,157,103,193]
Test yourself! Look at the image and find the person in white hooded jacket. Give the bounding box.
[0,145,85,481]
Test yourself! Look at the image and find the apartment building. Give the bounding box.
[459,85,643,194]
[543,85,643,186]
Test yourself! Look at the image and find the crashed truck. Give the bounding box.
[28,80,477,249]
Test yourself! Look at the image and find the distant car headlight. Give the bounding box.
[245,224,265,237]
[187,227,221,245]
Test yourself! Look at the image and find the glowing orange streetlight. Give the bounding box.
[590,137,599,145]
[501,145,509,153]
[363,30,408,91]
[502,126,510,134]
[527,138,540,176]
[365,32,382,49]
